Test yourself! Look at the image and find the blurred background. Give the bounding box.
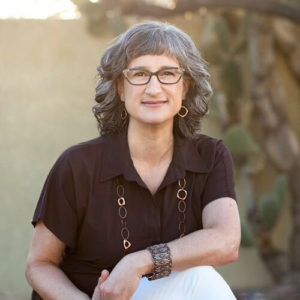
[0,0,300,299]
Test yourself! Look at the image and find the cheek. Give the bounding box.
[176,85,186,100]
[124,85,144,101]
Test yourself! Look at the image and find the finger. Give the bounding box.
[98,269,110,285]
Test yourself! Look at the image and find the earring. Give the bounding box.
[121,107,128,120]
[178,105,188,118]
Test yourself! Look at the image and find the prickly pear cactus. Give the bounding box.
[241,221,255,247]
[223,124,259,157]
[259,175,288,230]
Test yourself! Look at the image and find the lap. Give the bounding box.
[131,266,236,300]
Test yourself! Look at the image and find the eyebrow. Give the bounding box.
[128,65,180,70]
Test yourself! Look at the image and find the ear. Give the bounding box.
[117,79,125,102]
[182,77,191,100]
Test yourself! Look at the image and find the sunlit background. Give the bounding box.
[0,0,175,19]
[0,0,80,19]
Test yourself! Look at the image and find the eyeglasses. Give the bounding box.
[122,67,185,85]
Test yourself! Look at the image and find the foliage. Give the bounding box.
[259,175,288,230]
[223,124,259,157]
[241,221,255,247]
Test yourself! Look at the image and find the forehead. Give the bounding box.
[127,54,180,70]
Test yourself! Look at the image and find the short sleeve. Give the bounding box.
[201,140,236,208]
[32,151,78,248]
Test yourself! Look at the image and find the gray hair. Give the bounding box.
[93,21,213,138]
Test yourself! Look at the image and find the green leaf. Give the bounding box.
[223,124,259,157]
[241,221,255,247]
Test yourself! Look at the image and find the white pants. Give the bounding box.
[131,266,236,300]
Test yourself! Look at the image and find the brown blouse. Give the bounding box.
[31,130,236,298]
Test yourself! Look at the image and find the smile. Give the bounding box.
[141,100,167,107]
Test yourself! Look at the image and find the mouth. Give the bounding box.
[141,99,167,107]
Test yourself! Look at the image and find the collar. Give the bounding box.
[99,130,213,189]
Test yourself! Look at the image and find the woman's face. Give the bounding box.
[118,54,189,128]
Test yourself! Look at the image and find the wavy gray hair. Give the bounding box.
[93,21,212,138]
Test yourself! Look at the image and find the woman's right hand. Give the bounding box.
[92,270,110,300]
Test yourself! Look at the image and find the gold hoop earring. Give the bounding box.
[178,105,188,118]
[121,108,128,120]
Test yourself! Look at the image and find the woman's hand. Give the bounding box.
[92,270,110,300]
[93,250,153,300]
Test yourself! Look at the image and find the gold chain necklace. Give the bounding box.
[116,178,188,252]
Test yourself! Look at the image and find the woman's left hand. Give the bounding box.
[98,251,151,300]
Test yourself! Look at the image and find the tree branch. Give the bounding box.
[120,0,300,24]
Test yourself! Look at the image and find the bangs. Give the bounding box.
[124,29,186,65]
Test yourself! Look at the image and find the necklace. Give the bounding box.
[116,178,188,252]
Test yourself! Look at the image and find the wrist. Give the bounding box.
[126,250,153,277]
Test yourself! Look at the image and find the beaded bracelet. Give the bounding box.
[146,243,172,281]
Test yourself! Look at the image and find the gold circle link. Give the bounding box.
[178,200,187,213]
[117,197,126,206]
[179,212,186,223]
[121,227,130,240]
[178,178,186,189]
[118,206,127,219]
[177,189,187,200]
[178,222,186,236]
[117,184,125,197]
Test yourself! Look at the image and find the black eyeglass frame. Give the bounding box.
[122,67,185,85]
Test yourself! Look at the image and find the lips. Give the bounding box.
[141,99,167,106]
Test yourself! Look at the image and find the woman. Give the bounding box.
[25,21,241,299]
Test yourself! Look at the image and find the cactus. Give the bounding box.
[272,174,288,203]
[259,175,288,230]
[221,58,243,101]
[223,124,259,157]
[241,221,255,247]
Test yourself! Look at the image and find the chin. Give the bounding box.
[143,117,172,125]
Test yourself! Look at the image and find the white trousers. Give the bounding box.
[131,266,236,300]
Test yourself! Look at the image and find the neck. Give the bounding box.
[127,121,174,166]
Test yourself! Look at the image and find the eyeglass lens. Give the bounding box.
[125,68,183,84]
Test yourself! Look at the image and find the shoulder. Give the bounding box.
[193,134,229,156]
[63,136,106,157]
[181,134,233,172]
[54,135,113,169]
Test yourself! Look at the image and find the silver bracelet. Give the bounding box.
[146,243,172,281]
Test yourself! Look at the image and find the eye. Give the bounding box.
[132,70,148,77]
[160,69,177,76]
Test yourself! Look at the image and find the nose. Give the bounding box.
[145,74,163,95]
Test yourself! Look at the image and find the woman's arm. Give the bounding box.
[98,197,240,299]
[170,197,240,269]
[25,220,90,300]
